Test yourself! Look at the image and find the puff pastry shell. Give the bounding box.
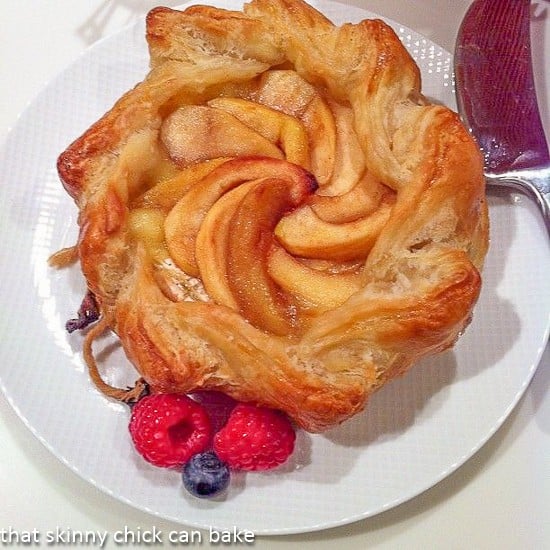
[56,0,488,432]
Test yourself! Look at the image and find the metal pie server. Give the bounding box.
[455,0,550,234]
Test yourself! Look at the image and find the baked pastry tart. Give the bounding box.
[54,0,488,432]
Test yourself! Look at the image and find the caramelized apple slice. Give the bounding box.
[320,101,366,196]
[133,158,228,212]
[311,172,390,223]
[267,247,360,310]
[164,157,312,276]
[254,70,336,185]
[207,97,310,169]
[195,180,260,310]
[226,172,317,336]
[160,105,284,166]
[275,198,394,262]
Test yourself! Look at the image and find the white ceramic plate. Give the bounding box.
[0,0,549,536]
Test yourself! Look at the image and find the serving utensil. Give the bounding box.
[454,0,550,234]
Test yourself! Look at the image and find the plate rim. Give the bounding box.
[1,0,549,536]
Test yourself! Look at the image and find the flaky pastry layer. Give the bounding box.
[57,0,488,432]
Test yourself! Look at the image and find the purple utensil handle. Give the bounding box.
[455,0,549,171]
[455,0,550,234]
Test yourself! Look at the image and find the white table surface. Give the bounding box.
[1,1,548,549]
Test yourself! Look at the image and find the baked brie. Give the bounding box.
[55,0,488,432]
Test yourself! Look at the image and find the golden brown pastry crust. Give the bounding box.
[57,0,488,432]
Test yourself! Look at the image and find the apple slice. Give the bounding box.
[226,172,317,336]
[160,104,284,166]
[267,247,360,310]
[207,97,310,169]
[311,173,391,224]
[319,100,366,197]
[254,70,336,185]
[275,197,394,262]
[132,157,228,212]
[195,180,261,310]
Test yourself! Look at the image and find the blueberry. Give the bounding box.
[182,451,230,498]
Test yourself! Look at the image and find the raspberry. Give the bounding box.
[213,404,296,471]
[129,393,212,469]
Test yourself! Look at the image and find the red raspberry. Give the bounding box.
[213,404,296,471]
[129,393,212,469]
